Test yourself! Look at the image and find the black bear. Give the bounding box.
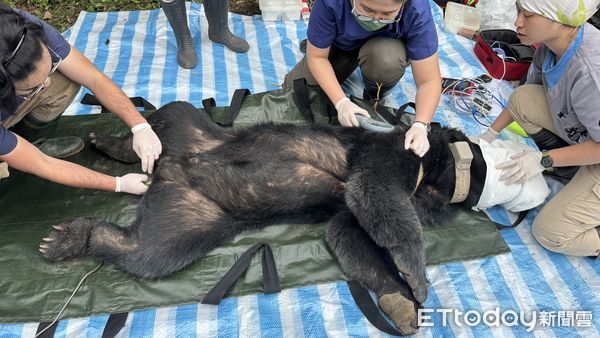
[40,101,487,335]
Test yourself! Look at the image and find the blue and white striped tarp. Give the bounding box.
[1,2,599,337]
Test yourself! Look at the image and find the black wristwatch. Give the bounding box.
[413,121,431,133]
[540,150,554,171]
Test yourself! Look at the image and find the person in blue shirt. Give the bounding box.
[284,0,442,157]
[0,4,160,195]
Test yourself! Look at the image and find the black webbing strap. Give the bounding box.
[223,89,251,126]
[80,93,156,113]
[35,321,57,338]
[292,78,315,124]
[347,281,406,336]
[496,209,530,230]
[101,312,129,338]
[203,89,251,127]
[201,242,280,305]
[201,97,217,120]
[376,102,416,126]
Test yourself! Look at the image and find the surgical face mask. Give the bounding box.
[355,18,389,31]
[351,0,402,31]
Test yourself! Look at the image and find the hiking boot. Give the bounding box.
[33,136,85,158]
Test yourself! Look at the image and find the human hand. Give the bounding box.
[335,97,370,127]
[131,123,162,174]
[115,173,150,195]
[404,123,430,157]
[496,150,544,184]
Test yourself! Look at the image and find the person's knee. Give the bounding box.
[359,38,408,85]
[531,217,563,252]
[506,84,544,122]
[531,211,579,255]
[283,56,316,88]
[506,85,530,120]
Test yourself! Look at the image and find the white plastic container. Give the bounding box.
[260,0,303,21]
[444,2,481,38]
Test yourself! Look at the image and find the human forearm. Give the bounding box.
[307,56,346,105]
[548,140,600,167]
[60,48,147,128]
[88,75,147,127]
[411,53,441,124]
[37,156,117,191]
[414,80,440,123]
[0,135,116,191]
[489,108,514,132]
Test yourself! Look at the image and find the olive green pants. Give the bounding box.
[507,85,600,257]
[282,37,409,89]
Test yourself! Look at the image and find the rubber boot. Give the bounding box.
[530,129,578,182]
[161,0,198,69]
[32,136,85,158]
[300,38,307,53]
[204,0,249,53]
[14,116,84,158]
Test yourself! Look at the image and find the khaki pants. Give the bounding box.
[507,85,600,257]
[283,37,409,89]
[0,71,80,179]
[1,70,81,129]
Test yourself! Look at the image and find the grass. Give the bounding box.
[6,0,260,32]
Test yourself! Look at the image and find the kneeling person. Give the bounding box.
[0,4,161,194]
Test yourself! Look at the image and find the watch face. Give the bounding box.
[541,155,553,168]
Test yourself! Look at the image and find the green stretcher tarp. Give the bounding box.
[0,113,509,323]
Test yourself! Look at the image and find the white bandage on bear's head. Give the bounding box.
[517,0,600,26]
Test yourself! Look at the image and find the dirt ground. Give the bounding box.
[8,0,262,32]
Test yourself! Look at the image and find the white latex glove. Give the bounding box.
[477,128,500,143]
[115,174,149,195]
[131,123,162,174]
[496,150,544,185]
[335,97,370,127]
[404,123,430,157]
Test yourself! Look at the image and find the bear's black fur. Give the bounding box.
[40,101,487,335]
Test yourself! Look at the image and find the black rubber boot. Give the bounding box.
[300,38,307,53]
[530,129,578,182]
[204,0,249,53]
[362,77,396,103]
[15,116,85,158]
[161,0,198,69]
[32,136,85,158]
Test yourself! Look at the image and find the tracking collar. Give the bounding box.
[449,141,474,203]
